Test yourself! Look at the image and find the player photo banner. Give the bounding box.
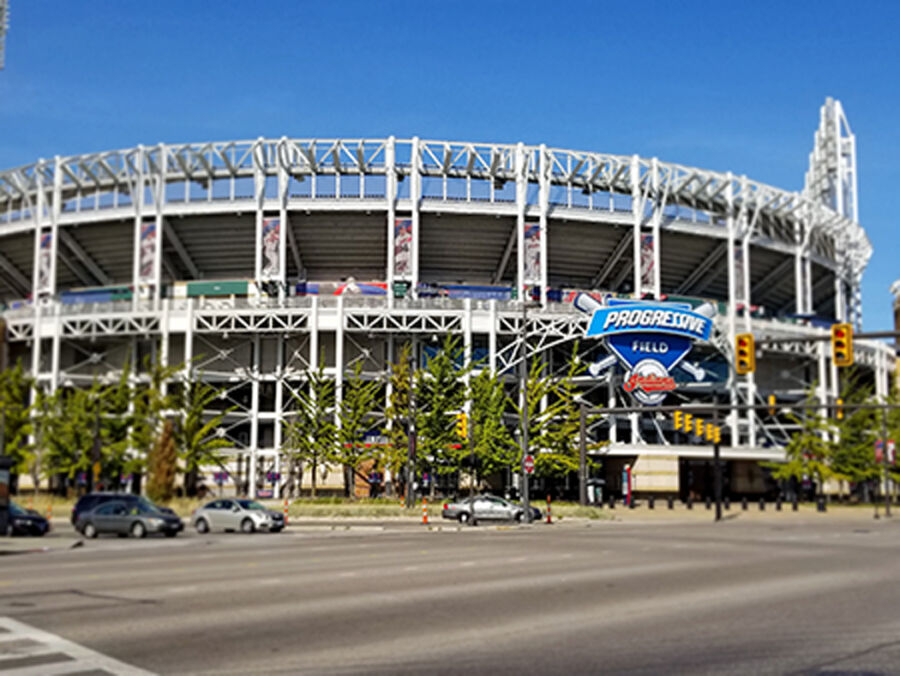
[640,234,654,289]
[37,231,52,294]
[733,244,745,304]
[139,220,157,283]
[394,218,412,280]
[261,218,280,279]
[524,223,540,285]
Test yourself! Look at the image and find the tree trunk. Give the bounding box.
[311,457,317,498]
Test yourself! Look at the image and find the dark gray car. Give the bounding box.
[76,499,184,538]
[441,495,541,524]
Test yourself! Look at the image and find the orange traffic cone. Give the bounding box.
[422,497,428,525]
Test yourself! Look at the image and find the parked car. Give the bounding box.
[71,492,178,525]
[75,499,184,538]
[441,495,542,524]
[192,499,284,534]
[8,501,50,536]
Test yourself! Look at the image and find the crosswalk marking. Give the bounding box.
[0,617,154,675]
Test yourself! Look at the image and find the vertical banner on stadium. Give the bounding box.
[139,220,157,283]
[524,222,540,285]
[261,218,281,280]
[733,244,746,305]
[36,231,52,295]
[640,234,654,289]
[394,218,412,280]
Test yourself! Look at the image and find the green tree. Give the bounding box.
[336,361,381,499]
[43,386,97,488]
[147,419,177,503]
[0,360,34,474]
[829,375,878,497]
[130,356,181,480]
[176,380,234,497]
[468,368,517,489]
[97,365,134,485]
[284,362,336,498]
[534,351,588,477]
[415,336,468,494]
[382,342,414,493]
[767,390,842,497]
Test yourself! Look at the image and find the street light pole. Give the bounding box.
[405,347,416,510]
[579,399,587,506]
[519,299,530,523]
[881,407,891,518]
[713,393,722,522]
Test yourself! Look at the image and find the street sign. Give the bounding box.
[524,454,535,475]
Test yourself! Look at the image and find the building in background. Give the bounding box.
[0,100,892,499]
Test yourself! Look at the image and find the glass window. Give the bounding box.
[9,502,25,516]
[237,500,266,511]
[96,502,124,515]
[203,500,220,510]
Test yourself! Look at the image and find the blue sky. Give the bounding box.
[1,1,898,329]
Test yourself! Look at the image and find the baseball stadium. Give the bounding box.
[0,97,892,501]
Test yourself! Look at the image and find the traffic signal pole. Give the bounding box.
[882,409,892,518]
[713,394,722,522]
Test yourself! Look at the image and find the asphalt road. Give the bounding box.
[2,516,900,675]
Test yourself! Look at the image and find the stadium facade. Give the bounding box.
[0,98,893,499]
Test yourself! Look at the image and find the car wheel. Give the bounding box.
[459,512,476,526]
[514,512,524,523]
[241,518,255,534]
[83,522,98,539]
[130,521,147,539]
[195,518,210,534]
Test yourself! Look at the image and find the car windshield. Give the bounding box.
[237,500,266,511]
[137,497,163,514]
[9,501,26,516]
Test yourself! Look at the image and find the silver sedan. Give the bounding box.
[192,499,284,534]
[441,495,541,525]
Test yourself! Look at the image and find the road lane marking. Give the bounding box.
[0,616,154,675]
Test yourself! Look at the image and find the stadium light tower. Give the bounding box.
[0,0,8,70]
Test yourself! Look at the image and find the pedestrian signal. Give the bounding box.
[735,333,755,375]
[831,323,853,367]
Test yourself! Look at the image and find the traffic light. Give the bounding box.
[831,323,853,367]
[735,333,755,375]
[684,413,693,435]
[694,416,704,438]
[455,412,467,439]
[836,397,844,421]
[768,394,776,416]
[674,410,684,431]
[705,422,715,442]
[713,426,722,444]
